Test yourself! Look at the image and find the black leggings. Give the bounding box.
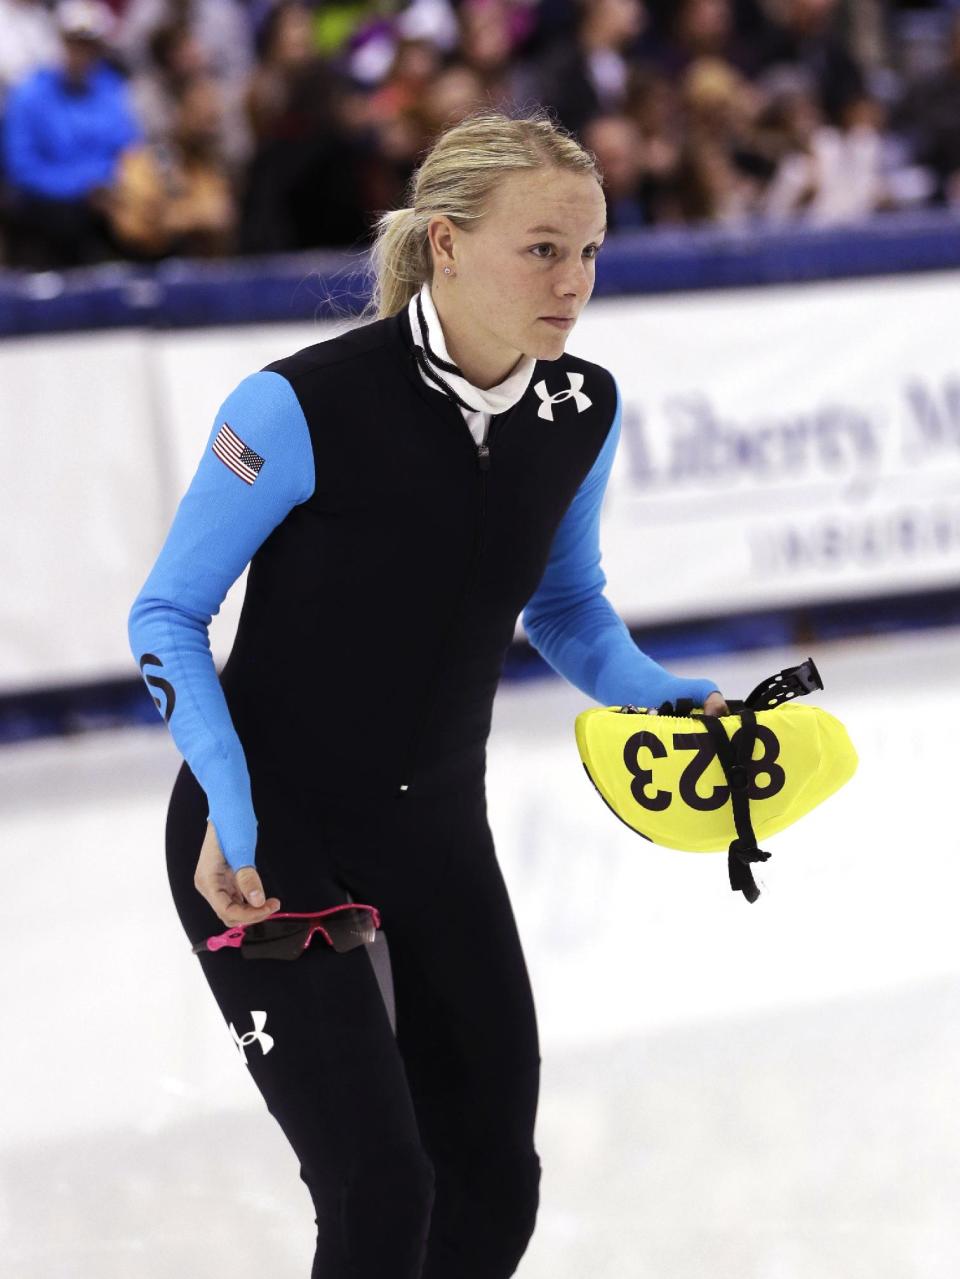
[165,760,543,1278]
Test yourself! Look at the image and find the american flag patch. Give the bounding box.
[212,422,265,485]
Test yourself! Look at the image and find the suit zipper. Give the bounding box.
[398,415,499,793]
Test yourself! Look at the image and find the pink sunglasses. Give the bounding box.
[191,904,382,961]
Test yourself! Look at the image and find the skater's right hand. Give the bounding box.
[194,820,281,926]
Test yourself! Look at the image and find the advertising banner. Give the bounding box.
[569,272,960,626]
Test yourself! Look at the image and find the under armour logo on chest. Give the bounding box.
[533,372,592,421]
[229,1010,274,1064]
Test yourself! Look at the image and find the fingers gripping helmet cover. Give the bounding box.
[574,658,857,903]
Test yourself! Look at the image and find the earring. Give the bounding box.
[443,266,455,277]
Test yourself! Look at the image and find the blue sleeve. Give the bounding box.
[127,371,315,873]
[521,378,721,709]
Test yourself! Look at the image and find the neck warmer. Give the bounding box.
[407,281,537,421]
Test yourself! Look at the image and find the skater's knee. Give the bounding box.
[442,1144,541,1276]
[488,1146,541,1266]
[340,1140,436,1270]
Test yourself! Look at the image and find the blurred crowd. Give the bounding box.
[0,0,959,269]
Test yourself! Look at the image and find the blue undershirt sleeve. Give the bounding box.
[521,378,721,709]
[127,371,315,873]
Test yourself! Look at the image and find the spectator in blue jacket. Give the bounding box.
[1,0,142,267]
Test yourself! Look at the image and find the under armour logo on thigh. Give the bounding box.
[533,372,592,421]
[229,1010,274,1064]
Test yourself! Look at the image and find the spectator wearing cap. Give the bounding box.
[1,0,143,267]
[0,0,62,108]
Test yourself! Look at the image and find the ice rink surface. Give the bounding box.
[2,627,959,1278]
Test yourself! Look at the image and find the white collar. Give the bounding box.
[408,281,537,415]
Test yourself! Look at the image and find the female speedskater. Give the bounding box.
[128,107,728,1279]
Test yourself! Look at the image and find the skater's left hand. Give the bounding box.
[703,691,730,717]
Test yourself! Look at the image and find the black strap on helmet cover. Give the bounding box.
[654,657,824,903]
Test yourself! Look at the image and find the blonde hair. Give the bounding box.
[363,106,603,321]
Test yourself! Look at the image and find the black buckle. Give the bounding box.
[744,657,823,710]
[727,763,749,791]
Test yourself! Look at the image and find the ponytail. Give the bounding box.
[365,205,433,322]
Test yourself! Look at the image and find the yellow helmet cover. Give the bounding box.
[575,658,857,902]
